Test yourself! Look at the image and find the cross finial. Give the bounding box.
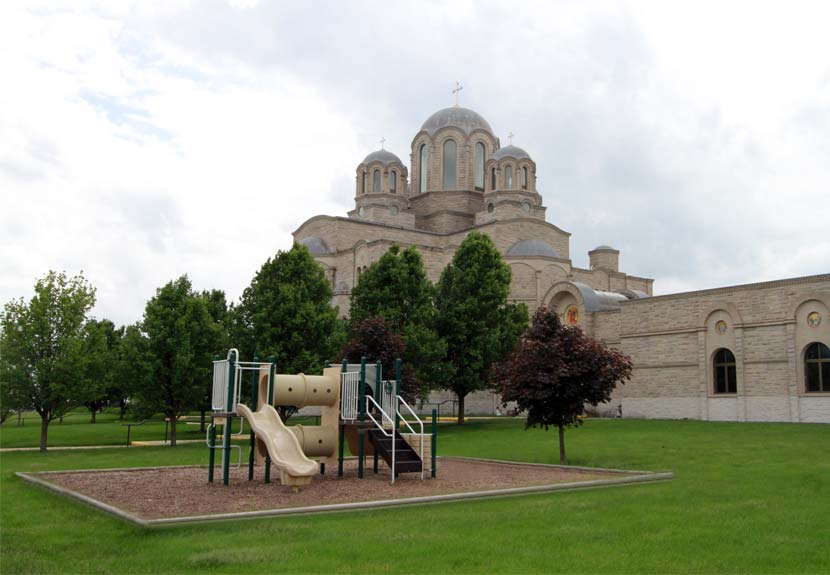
[508,131,514,145]
[452,81,463,107]
[379,136,386,150]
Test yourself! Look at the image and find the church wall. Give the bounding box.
[618,275,830,423]
[592,310,621,345]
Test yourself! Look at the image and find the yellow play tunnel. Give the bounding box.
[258,372,339,408]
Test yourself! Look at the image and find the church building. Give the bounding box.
[293,102,830,424]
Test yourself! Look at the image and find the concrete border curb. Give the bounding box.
[17,457,673,527]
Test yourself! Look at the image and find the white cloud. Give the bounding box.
[1,0,828,326]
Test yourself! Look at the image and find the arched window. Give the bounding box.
[361,172,366,194]
[491,167,496,190]
[373,170,381,194]
[505,165,513,188]
[442,139,457,189]
[522,166,528,190]
[713,348,737,394]
[419,144,427,193]
[474,142,485,190]
[389,171,396,194]
[805,342,830,392]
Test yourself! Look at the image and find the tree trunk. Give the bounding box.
[456,393,466,425]
[90,408,97,424]
[200,409,206,433]
[170,415,177,447]
[558,425,567,464]
[39,414,49,453]
[119,399,127,420]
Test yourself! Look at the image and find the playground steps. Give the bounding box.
[367,429,423,474]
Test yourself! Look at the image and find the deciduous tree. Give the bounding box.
[492,306,633,463]
[349,244,446,395]
[435,232,528,424]
[0,271,97,451]
[129,276,220,446]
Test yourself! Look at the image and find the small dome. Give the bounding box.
[506,239,559,258]
[592,244,617,251]
[420,106,493,135]
[492,145,531,161]
[298,237,330,255]
[361,149,402,165]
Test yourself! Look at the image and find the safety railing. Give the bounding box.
[379,380,396,425]
[341,371,360,421]
[365,395,398,484]
[396,395,425,480]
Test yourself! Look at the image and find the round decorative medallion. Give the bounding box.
[715,320,728,334]
[390,205,399,216]
[521,201,531,213]
[807,311,822,327]
[564,305,579,326]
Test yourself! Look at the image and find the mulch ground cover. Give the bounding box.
[39,457,618,520]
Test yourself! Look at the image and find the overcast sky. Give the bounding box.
[1,0,828,326]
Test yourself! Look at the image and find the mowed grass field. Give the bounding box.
[1,418,828,573]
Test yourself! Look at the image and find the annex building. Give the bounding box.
[293,103,830,424]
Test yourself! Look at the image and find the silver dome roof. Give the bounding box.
[506,239,559,258]
[298,237,330,255]
[492,145,531,161]
[361,149,403,165]
[420,106,493,135]
[592,245,617,251]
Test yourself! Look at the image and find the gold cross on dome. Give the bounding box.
[380,136,386,150]
[452,81,463,106]
[508,131,514,145]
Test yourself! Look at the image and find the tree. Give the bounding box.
[81,319,123,423]
[341,316,418,400]
[435,232,528,424]
[0,271,97,451]
[349,244,446,396]
[130,276,220,446]
[234,244,343,374]
[492,306,633,464]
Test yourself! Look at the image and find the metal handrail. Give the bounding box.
[396,396,426,480]
[365,395,397,484]
[205,424,242,468]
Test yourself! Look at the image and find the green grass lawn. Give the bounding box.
[1,418,828,573]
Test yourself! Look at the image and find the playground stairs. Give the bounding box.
[367,428,423,474]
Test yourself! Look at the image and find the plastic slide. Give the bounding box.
[236,403,319,485]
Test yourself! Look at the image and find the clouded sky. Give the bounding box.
[2,0,828,326]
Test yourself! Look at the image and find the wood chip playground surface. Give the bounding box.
[17,457,671,526]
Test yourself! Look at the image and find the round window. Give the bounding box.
[487,203,495,213]
[390,205,399,216]
[521,201,531,213]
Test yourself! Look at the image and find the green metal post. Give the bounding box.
[395,358,402,430]
[358,357,366,479]
[248,356,258,481]
[431,408,437,478]
[338,359,347,477]
[222,350,236,486]
[268,356,276,405]
[208,421,216,483]
[208,354,218,482]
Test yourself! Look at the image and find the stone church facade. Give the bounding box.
[294,105,830,424]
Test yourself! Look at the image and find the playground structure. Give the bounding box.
[207,349,437,487]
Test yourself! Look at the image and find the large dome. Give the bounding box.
[420,106,493,135]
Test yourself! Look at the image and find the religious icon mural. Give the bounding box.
[807,311,822,328]
[565,305,580,325]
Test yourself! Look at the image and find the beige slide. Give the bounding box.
[236,403,319,486]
